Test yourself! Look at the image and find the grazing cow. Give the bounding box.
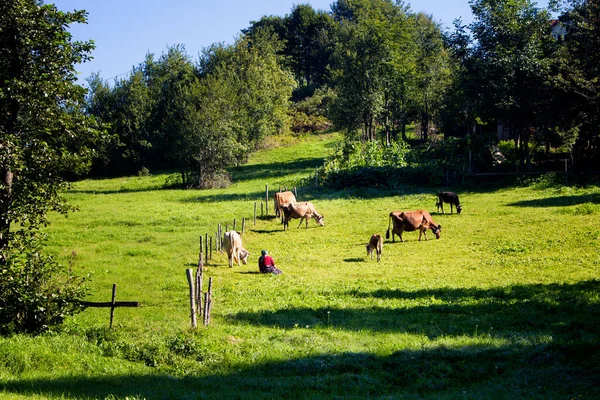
[386,210,441,242]
[274,191,297,221]
[223,230,249,268]
[282,202,324,230]
[436,191,462,214]
[366,234,383,262]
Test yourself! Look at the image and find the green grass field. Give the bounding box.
[1,132,599,399]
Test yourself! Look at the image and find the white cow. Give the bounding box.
[223,230,249,268]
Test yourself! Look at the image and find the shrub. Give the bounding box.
[0,232,88,335]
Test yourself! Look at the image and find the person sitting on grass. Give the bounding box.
[258,250,282,275]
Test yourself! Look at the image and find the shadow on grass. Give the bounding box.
[2,341,597,399]
[228,280,600,338]
[230,157,327,183]
[506,193,600,207]
[2,282,598,398]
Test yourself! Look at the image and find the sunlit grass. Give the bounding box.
[0,132,598,399]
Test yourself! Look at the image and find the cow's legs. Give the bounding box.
[297,217,305,228]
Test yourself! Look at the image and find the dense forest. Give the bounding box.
[84,0,599,188]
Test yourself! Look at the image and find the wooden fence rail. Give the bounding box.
[80,283,139,328]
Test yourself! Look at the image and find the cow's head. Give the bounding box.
[366,243,372,256]
[316,214,325,226]
[240,250,250,264]
[432,224,442,239]
[456,205,463,214]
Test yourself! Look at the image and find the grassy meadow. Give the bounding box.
[1,132,599,399]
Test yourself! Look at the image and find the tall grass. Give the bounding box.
[1,132,599,399]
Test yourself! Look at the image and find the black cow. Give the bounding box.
[436,191,462,214]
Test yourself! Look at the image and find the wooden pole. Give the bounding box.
[294,186,297,198]
[205,277,213,326]
[195,264,203,319]
[233,218,236,232]
[209,236,213,260]
[109,283,117,328]
[203,292,209,326]
[205,233,209,264]
[199,235,203,265]
[218,224,222,251]
[265,184,269,215]
[186,269,197,328]
[242,217,245,234]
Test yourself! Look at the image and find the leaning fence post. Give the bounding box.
[186,269,197,329]
[109,283,117,328]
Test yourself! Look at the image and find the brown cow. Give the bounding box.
[274,191,297,221]
[282,202,324,230]
[386,210,441,242]
[436,191,462,214]
[366,234,383,262]
[223,230,249,268]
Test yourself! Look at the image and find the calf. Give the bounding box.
[282,202,324,230]
[436,191,462,214]
[366,234,383,262]
[386,210,441,242]
[223,230,249,268]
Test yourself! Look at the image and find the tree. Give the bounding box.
[553,0,600,170]
[0,0,100,333]
[411,13,452,141]
[177,31,296,187]
[459,0,555,169]
[329,0,413,142]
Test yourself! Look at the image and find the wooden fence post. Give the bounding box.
[265,184,269,215]
[204,277,213,326]
[109,283,117,328]
[242,217,245,234]
[195,264,203,319]
[205,233,209,264]
[186,269,197,329]
[233,218,236,232]
[209,236,213,260]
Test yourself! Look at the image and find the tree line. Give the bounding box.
[86,0,600,184]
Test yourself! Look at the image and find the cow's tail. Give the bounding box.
[386,213,392,240]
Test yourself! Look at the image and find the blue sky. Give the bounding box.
[50,0,548,86]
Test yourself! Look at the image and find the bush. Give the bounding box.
[0,232,88,335]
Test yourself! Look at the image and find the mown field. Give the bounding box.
[1,132,599,399]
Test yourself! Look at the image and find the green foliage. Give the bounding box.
[0,0,99,334]
[289,87,334,134]
[0,233,88,335]
[320,135,472,188]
